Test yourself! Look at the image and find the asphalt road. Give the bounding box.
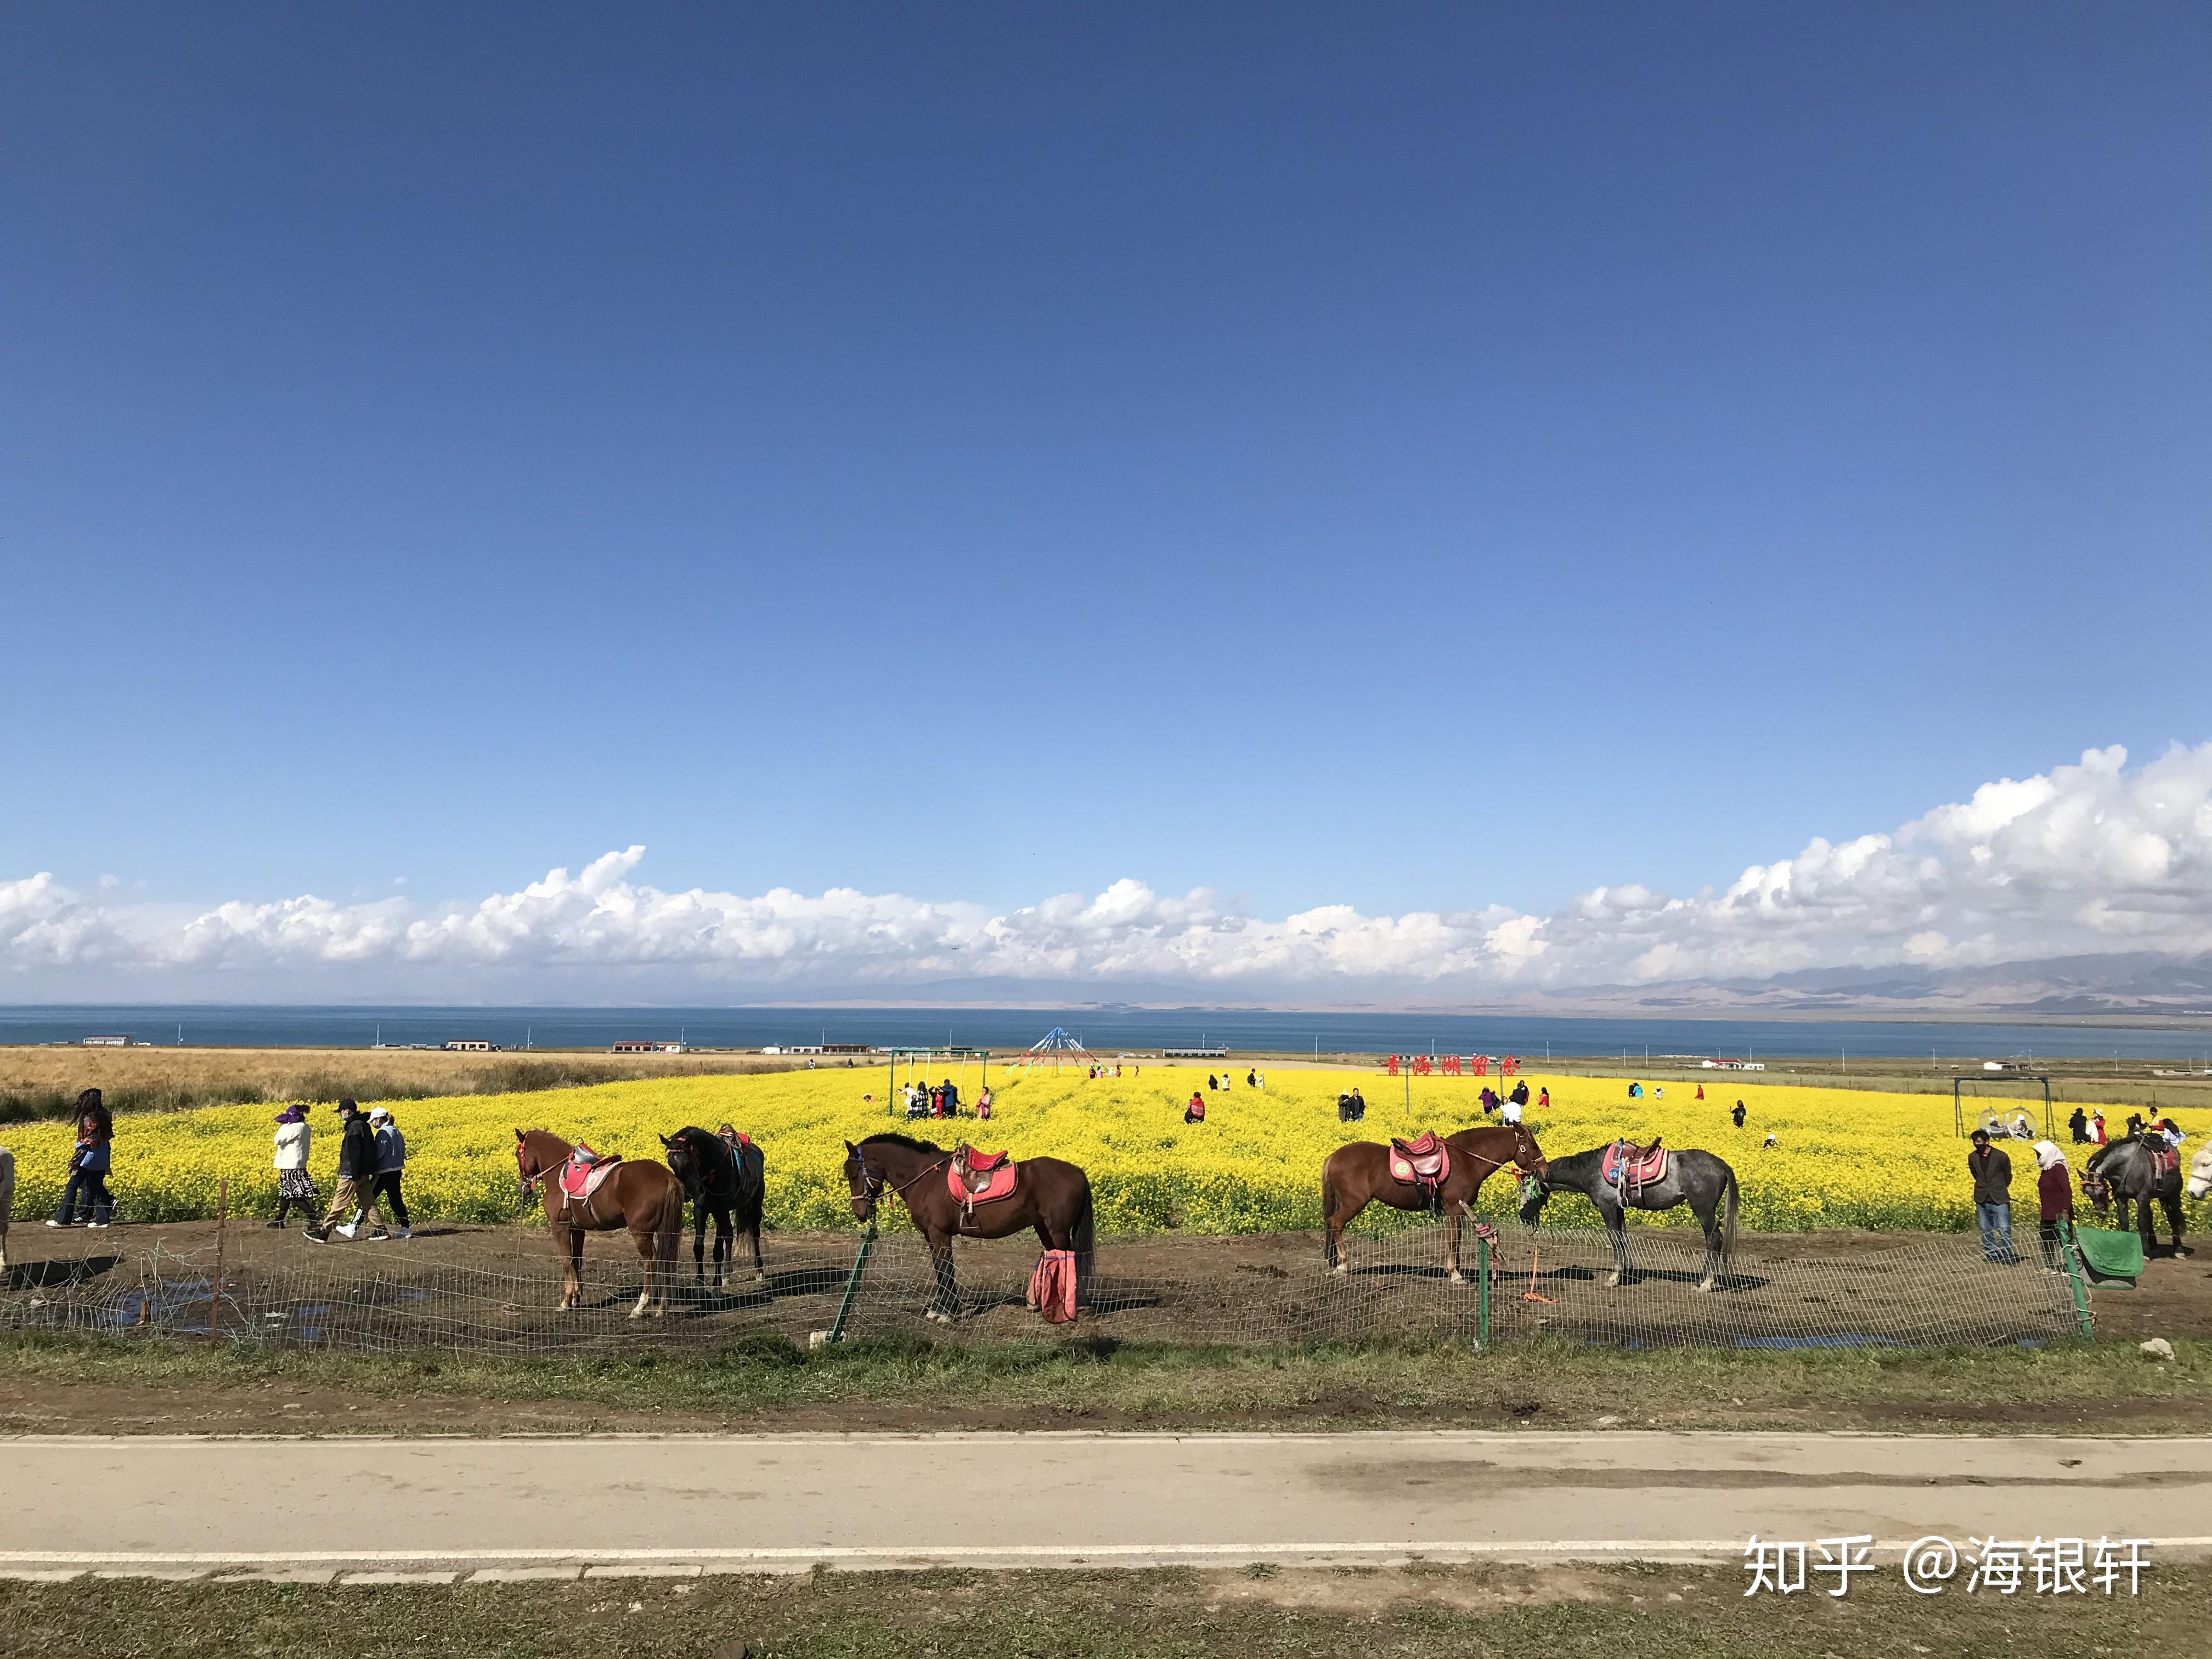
[2,1431,2207,1581]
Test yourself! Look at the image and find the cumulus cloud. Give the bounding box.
[8,743,2212,998]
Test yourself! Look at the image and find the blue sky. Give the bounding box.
[4,4,2208,971]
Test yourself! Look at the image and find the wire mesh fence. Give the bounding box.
[0,1212,2087,1356]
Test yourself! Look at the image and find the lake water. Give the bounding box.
[4,1003,2209,1061]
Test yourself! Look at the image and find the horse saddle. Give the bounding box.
[558,1148,623,1201]
[1388,1131,1452,1188]
[2150,1143,2180,1180]
[949,1145,1018,1207]
[1602,1138,1667,1189]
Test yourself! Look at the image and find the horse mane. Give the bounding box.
[858,1132,944,1154]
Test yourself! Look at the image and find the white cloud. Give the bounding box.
[8,742,2212,998]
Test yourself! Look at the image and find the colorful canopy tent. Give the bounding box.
[1019,1025,1097,1071]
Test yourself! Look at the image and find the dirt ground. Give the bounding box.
[5,1212,2200,1346]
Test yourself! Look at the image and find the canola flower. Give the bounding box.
[3,1064,2202,1237]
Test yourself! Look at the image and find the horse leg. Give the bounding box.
[1602,1201,1630,1288]
[748,1209,766,1282]
[630,1226,656,1319]
[714,1207,733,1290]
[558,1223,582,1311]
[1445,1204,1464,1285]
[692,1207,707,1286]
[927,1232,958,1324]
[1328,1195,1364,1277]
[1695,1199,1723,1292]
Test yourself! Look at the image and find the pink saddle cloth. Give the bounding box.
[1387,1131,1452,1188]
[949,1146,1018,1206]
[558,1149,623,1201]
[1601,1139,1668,1188]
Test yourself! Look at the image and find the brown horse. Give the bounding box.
[1322,1122,1547,1282]
[842,1133,1093,1324]
[514,1128,686,1318]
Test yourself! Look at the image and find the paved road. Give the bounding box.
[2,1432,2208,1581]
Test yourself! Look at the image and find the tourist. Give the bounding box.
[1731,1100,1747,1130]
[1500,1091,1522,1127]
[1347,1086,1366,1121]
[2125,1111,2145,1137]
[1510,1079,1530,1109]
[1336,1091,1356,1122]
[1206,1074,1218,1091]
[1967,1128,2017,1264]
[46,1088,115,1229]
[2091,1109,2107,1146]
[1479,1085,1497,1115]
[357,1107,411,1240]
[1762,1130,1779,1149]
[929,1084,944,1118]
[1254,1069,1265,1089]
[2034,1141,2074,1272]
[940,1077,959,1115]
[1246,1069,1257,1088]
[1184,1091,1206,1125]
[307,1099,383,1243]
[1628,1082,1643,1099]
[268,1104,318,1229]
[975,1086,992,1121]
[2067,1106,2089,1145]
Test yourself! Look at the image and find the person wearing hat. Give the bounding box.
[2033,1140,2075,1273]
[350,1106,411,1240]
[1967,1128,2017,1263]
[307,1098,386,1243]
[268,1104,319,1228]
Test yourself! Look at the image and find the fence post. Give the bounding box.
[1476,1234,1491,1349]
[2058,1217,2094,1340]
[827,1221,877,1345]
[207,1177,229,1344]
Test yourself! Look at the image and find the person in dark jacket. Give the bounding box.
[352,1107,411,1239]
[46,1088,115,1228]
[2067,1107,2089,1145]
[1510,1079,1531,1108]
[307,1099,385,1243]
[1967,1129,2017,1263]
[2034,1140,2075,1272]
[1731,1100,1747,1130]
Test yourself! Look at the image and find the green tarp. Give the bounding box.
[2074,1224,2145,1283]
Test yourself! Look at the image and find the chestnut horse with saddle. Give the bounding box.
[842,1132,1094,1324]
[514,1128,686,1317]
[1322,1122,1547,1282]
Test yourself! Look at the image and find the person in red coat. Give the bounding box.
[2034,1140,2075,1273]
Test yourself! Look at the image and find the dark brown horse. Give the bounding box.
[841,1133,1093,1324]
[514,1128,686,1317]
[1322,1123,1547,1282]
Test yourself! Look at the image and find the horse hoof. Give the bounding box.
[1331,1262,1348,1277]
[1696,1280,1714,1294]
[1605,1273,1621,1289]
[1448,1271,1466,1285]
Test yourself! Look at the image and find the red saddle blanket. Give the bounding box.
[949,1146,1018,1206]
[1601,1139,1667,1188]
[2151,1144,2180,1180]
[558,1150,623,1201]
[1388,1131,1452,1188]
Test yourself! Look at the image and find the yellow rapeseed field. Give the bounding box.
[3,1063,2202,1235]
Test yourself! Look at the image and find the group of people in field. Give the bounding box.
[1968,1114,2190,1269]
[903,1078,987,1120]
[36,1086,414,1243]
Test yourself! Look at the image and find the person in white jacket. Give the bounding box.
[269,1104,318,1228]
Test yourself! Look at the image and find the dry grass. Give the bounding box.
[0,1044,809,1124]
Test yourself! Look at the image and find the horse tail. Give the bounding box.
[1721,1161,1739,1266]
[1321,1163,1339,1267]
[1070,1176,1096,1303]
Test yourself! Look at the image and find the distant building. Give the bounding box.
[611,1040,686,1054]
[443,1039,498,1052]
[81,1035,133,1047]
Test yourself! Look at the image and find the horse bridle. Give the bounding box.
[847,1151,951,1210]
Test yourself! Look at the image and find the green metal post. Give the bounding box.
[1476,1233,1491,1348]
[827,1221,877,1344]
[2058,1217,2094,1340]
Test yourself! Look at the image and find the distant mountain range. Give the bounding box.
[745,956,2212,1023]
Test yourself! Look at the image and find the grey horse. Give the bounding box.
[2085,1135,2190,1258]
[1519,1140,1740,1291]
